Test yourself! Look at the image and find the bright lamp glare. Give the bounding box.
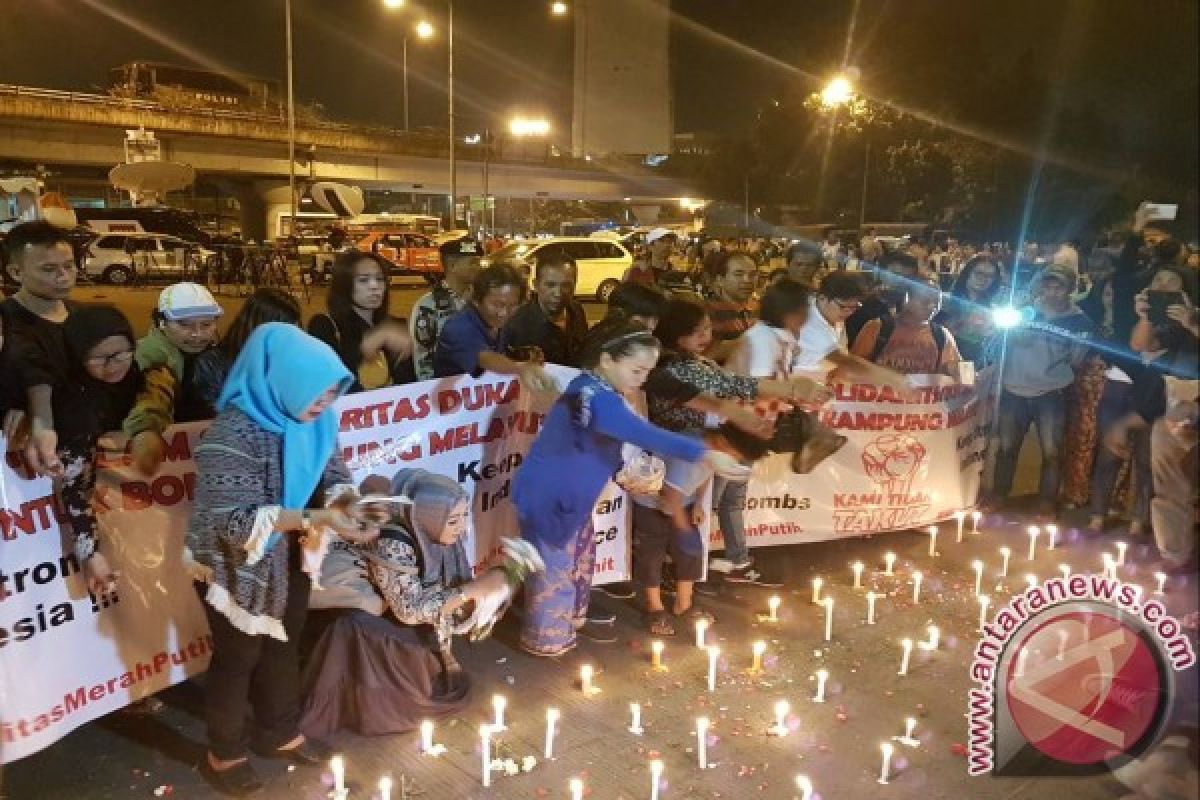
[551,1,569,14]
[820,76,854,107]
[992,306,1023,329]
[510,117,551,136]
[382,0,406,9]
[415,20,435,38]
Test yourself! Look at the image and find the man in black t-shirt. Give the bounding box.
[506,254,588,367]
[1,221,78,474]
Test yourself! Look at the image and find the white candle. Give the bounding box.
[696,717,709,769]
[884,551,897,576]
[796,774,814,800]
[1045,524,1058,550]
[1027,525,1040,561]
[978,594,991,631]
[1057,629,1069,661]
[629,701,643,735]
[1115,540,1128,566]
[904,716,917,742]
[971,510,982,534]
[898,638,914,676]
[823,596,835,642]
[922,624,940,651]
[811,576,824,605]
[954,510,967,542]
[878,742,894,784]
[650,760,664,800]
[1102,553,1116,580]
[695,617,709,649]
[814,669,828,703]
[480,726,492,788]
[379,775,393,800]
[972,559,984,597]
[581,664,595,695]
[706,645,720,691]
[569,777,584,800]
[420,719,434,754]
[331,755,345,794]
[866,591,877,625]
[1058,563,1071,580]
[911,570,923,604]
[1015,647,1030,678]
[1025,573,1038,590]
[851,561,865,589]
[927,525,939,556]
[999,546,1011,577]
[1154,571,1168,595]
[650,639,665,670]
[772,700,790,735]
[492,694,507,731]
[751,640,767,672]
[767,595,781,622]
[544,708,559,760]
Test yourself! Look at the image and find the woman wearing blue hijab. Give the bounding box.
[188,323,377,794]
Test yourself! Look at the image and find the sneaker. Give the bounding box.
[724,566,783,587]
[596,582,636,600]
[577,621,618,643]
[708,558,735,574]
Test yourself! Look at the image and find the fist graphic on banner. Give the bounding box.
[861,433,927,496]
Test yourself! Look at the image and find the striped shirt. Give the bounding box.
[705,294,757,341]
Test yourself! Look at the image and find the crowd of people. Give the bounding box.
[1,209,1196,794]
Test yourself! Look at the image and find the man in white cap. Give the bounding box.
[646,228,677,276]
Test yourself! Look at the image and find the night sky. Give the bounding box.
[2,1,1197,181]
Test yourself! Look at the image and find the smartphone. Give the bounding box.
[1146,290,1185,326]
[1143,202,1178,221]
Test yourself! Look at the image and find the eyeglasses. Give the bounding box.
[85,350,135,368]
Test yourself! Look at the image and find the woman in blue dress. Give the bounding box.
[514,317,733,656]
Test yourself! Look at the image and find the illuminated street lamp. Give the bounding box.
[510,117,552,137]
[415,19,435,38]
[551,1,569,14]
[820,75,855,108]
[817,69,871,227]
[383,0,406,8]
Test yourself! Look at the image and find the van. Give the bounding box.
[481,236,632,301]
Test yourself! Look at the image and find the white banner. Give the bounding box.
[714,376,984,551]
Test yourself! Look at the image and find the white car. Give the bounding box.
[482,236,632,301]
[83,233,212,285]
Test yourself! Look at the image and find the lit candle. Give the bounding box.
[772,700,790,736]
[767,595,781,622]
[1027,525,1040,561]
[650,760,664,800]
[1015,647,1030,678]
[651,639,665,670]
[629,701,644,735]
[707,645,720,691]
[999,546,1011,577]
[1058,563,1071,580]
[751,640,767,673]
[580,664,595,695]
[1045,524,1058,550]
[814,669,828,703]
[544,708,559,760]
[927,525,939,557]
[904,716,918,742]
[1057,629,1069,661]
[1025,573,1037,590]
[866,590,877,625]
[379,775,393,800]
[492,694,507,731]
[971,510,982,534]
[811,576,824,605]
[972,559,984,597]
[884,551,897,576]
[796,774,814,800]
[695,617,709,649]
[922,624,940,651]
[1154,571,1168,595]
[911,570,923,604]
[1115,540,1128,566]
[330,755,345,794]
[823,596,835,642]
[878,742,894,784]
[978,594,991,631]
[696,717,709,769]
[1101,553,1116,580]
[954,510,967,542]
[569,777,584,800]
[420,719,434,754]
[898,638,914,676]
[479,726,492,788]
[851,561,865,589]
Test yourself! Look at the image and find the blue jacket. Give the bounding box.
[513,372,707,547]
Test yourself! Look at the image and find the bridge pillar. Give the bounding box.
[629,204,663,225]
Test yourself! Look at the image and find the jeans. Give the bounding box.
[992,388,1068,506]
[1089,380,1133,518]
[713,476,749,566]
[203,563,310,761]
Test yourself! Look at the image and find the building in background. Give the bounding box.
[572,0,671,158]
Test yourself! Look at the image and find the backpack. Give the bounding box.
[869,315,948,365]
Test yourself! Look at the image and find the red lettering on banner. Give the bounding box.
[820,410,945,432]
[0,495,58,541]
[831,382,974,405]
[160,432,192,462]
[118,473,196,510]
[428,411,543,456]
[437,380,520,414]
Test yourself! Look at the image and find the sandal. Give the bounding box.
[644,610,676,636]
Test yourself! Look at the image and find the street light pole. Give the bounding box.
[402,36,409,131]
[284,0,297,238]
[860,139,870,228]
[448,0,456,229]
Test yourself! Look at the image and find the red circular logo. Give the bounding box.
[1005,610,1166,766]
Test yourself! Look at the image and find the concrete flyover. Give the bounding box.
[0,84,696,205]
